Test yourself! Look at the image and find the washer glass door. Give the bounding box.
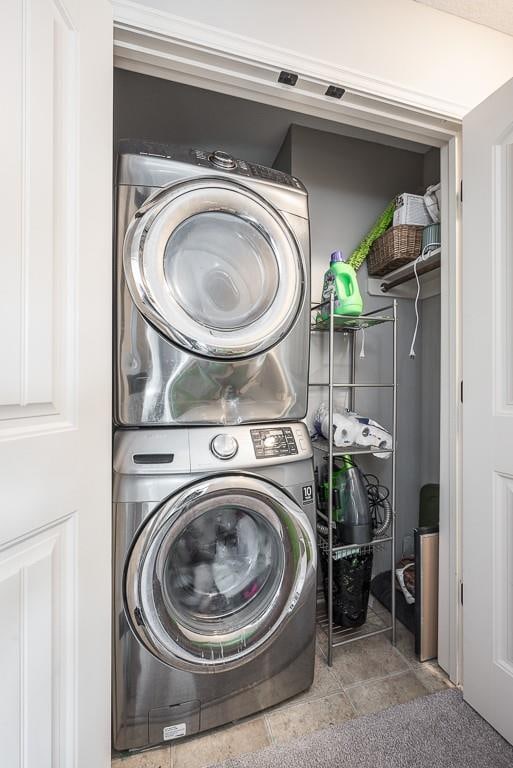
[123,178,305,358]
[124,475,316,670]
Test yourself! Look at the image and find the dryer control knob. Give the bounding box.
[211,434,238,460]
[210,150,236,169]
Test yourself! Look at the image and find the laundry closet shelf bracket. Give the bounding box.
[367,247,441,299]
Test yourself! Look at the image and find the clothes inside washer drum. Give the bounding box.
[164,507,279,621]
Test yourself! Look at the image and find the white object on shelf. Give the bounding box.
[313,403,392,458]
[393,192,431,226]
[367,247,441,300]
[424,183,441,223]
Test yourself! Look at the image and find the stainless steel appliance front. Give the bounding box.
[112,424,317,752]
[115,141,311,426]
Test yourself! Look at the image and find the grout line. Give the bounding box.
[409,662,455,692]
[270,688,355,717]
[342,668,416,693]
[263,714,275,746]
[345,692,359,718]
[274,688,343,713]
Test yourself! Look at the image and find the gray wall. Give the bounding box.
[279,125,433,561]
[423,147,441,189]
[419,298,441,487]
[420,150,441,488]
[114,68,429,167]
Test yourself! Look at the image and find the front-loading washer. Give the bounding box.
[112,422,317,752]
[115,140,310,427]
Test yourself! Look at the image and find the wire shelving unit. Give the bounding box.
[310,292,398,666]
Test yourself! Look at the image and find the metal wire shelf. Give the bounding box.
[317,533,393,560]
[312,437,394,457]
[316,599,393,647]
[311,314,393,332]
[309,382,394,389]
[310,291,398,666]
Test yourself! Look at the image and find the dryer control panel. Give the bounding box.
[190,148,303,189]
[250,427,298,459]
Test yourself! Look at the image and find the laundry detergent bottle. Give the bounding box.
[321,250,363,318]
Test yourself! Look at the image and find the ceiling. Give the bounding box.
[415,0,513,36]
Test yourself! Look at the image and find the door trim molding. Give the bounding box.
[439,136,463,685]
[112,0,463,144]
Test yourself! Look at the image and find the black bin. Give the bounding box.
[320,547,373,629]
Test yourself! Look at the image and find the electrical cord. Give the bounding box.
[409,255,422,358]
[409,243,441,359]
[316,471,392,539]
[363,472,392,538]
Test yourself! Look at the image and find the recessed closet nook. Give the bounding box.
[114,67,442,665]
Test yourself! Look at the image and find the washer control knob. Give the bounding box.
[210,150,236,169]
[211,434,238,460]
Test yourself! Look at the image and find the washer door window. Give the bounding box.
[124,475,316,670]
[123,178,305,358]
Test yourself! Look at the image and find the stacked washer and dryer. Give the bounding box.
[113,140,317,752]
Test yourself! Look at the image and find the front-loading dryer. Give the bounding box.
[115,140,310,427]
[112,422,317,752]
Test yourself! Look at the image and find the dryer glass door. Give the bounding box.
[124,475,316,670]
[123,178,305,358]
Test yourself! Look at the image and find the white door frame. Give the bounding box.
[111,0,463,684]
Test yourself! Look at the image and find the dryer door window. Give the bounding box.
[123,178,305,359]
[124,475,316,670]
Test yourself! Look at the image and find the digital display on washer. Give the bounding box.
[250,427,298,459]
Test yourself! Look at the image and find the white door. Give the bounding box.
[0,1,112,766]
[463,77,513,743]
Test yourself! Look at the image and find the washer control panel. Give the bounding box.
[250,427,298,459]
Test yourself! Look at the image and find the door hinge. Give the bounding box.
[460,380,463,403]
[460,179,463,203]
[460,582,464,605]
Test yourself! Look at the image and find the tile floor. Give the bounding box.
[112,606,453,768]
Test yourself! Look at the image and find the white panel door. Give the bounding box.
[0,0,112,766]
[463,77,513,743]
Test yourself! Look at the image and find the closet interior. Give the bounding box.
[114,68,442,668]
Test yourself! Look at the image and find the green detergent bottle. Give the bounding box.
[321,250,363,319]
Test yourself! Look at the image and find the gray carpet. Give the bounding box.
[214,690,513,768]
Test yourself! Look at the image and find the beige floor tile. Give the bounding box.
[316,613,387,664]
[171,718,269,768]
[331,633,408,687]
[367,597,391,620]
[316,627,329,659]
[393,621,417,662]
[112,746,171,768]
[375,620,452,689]
[347,671,428,716]
[272,650,342,711]
[266,692,354,746]
[412,661,454,693]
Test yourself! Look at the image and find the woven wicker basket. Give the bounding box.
[367,225,423,277]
